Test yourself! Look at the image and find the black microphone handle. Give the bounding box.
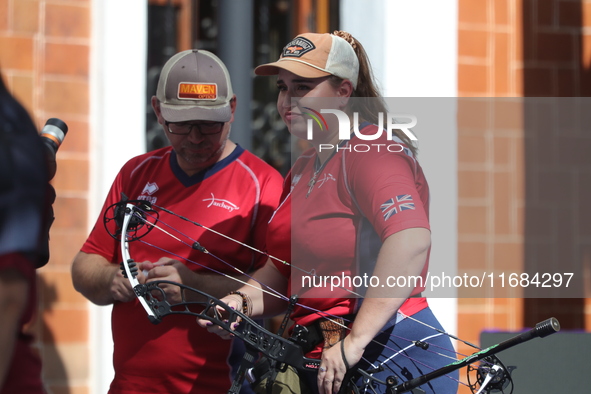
[40,118,68,180]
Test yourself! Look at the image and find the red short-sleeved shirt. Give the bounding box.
[81,145,283,393]
[268,124,430,343]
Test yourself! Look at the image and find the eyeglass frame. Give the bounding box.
[164,120,226,136]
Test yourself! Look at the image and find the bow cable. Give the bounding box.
[113,200,559,393]
[135,203,481,353]
[115,202,487,389]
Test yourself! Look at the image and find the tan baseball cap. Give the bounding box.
[254,33,359,88]
[156,50,234,122]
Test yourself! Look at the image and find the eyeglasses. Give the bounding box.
[164,121,225,135]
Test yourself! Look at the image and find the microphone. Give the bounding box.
[40,118,68,181]
[37,118,68,267]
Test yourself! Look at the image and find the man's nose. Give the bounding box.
[186,126,207,142]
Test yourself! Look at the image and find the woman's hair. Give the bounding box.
[329,31,418,156]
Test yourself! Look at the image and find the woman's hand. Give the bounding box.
[317,336,364,394]
[317,228,430,392]
[196,293,243,340]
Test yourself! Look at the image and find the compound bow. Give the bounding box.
[107,198,560,394]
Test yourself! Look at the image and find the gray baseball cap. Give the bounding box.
[156,50,234,122]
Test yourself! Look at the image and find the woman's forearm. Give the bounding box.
[348,227,430,349]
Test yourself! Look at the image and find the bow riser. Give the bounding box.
[120,203,160,322]
[137,280,321,372]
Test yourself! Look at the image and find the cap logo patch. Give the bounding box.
[282,37,315,58]
[178,82,218,100]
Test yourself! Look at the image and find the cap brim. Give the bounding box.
[160,102,232,123]
[255,59,331,79]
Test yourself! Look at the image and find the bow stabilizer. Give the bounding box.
[388,317,560,394]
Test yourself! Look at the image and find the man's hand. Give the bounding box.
[144,257,194,303]
[109,261,150,303]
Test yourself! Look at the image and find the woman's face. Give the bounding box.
[276,69,349,143]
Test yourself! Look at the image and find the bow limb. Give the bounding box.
[120,203,159,323]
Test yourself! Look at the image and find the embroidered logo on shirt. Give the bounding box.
[203,193,240,212]
[291,174,302,191]
[138,182,159,204]
[380,194,415,221]
[142,182,159,195]
[315,173,336,188]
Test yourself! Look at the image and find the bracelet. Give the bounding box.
[340,339,351,371]
[228,290,252,316]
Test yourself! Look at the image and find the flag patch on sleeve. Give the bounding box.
[380,194,415,221]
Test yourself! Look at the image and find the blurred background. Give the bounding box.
[1,0,590,393]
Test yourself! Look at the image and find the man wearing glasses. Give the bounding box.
[71,50,283,394]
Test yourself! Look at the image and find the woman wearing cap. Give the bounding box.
[200,32,458,394]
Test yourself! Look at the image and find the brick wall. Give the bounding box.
[457,5,526,386]
[520,0,591,328]
[0,1,92,393]
[457,0,591,392]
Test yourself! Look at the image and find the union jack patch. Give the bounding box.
[380,194,415,221]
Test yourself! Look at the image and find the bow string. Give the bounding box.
[107,197,560,394]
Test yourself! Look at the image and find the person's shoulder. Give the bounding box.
[121,146,173,169]
[344,124,419,175]
[235,147,267,165]
[133,146,173,160]
[291,147,315,172]
[115,146,173,182]
[236,148,282,180]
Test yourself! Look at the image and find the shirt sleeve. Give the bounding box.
[80,168,126,263]
[345,137,430,242]
[248,167,284,271]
